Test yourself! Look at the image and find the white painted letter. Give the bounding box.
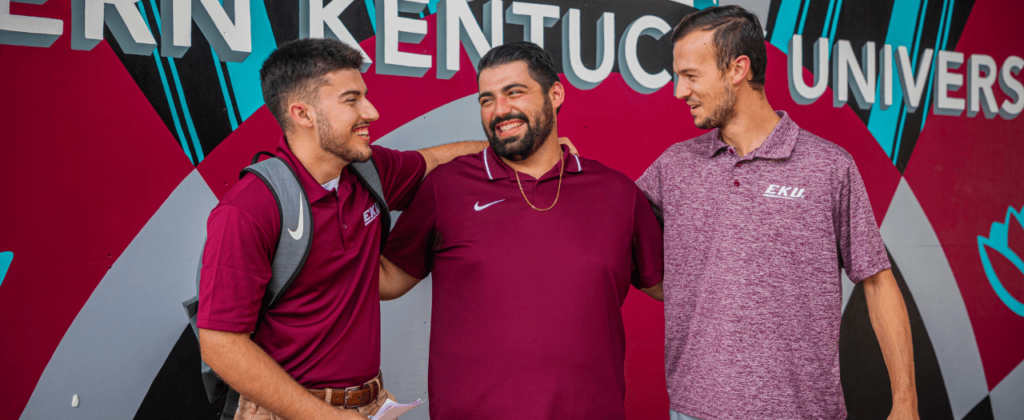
[0,0,63,47]
[934,50,965,116]
[375,0,431,77]
[437,0,502,79]
[300,0,372,72]
[162,0,251,62]
[618,15,671,94]
[894,46,932,113]
[787,35,828,105]
[561,9,614,90]
[967,54,999,119]
[832,39,876,109]
[71,0,156,55]
[880,44,892,110]
[505,1,558,49]
[999,55,1023,120]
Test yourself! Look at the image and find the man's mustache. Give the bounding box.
[489,112,531,134]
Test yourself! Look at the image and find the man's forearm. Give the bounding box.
[862,269,918,414]
[418,141,488,176]
[199,329,365,420]
[379,256,422,300]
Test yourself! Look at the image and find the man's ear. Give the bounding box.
[288,100,315,130]
[732,55,752,87]
[549,81,566,109]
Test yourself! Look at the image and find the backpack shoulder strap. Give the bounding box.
[241,155,314,311]
[350,158,391,252]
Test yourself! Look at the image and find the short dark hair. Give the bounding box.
[477,42,560,93]
[260,38,364,131]
[671,5,766,89]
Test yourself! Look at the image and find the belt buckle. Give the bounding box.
[342,383,370,409]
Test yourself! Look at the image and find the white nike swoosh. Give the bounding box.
[288,200,304,240]
[474,199,504,211]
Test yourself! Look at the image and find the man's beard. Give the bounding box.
[694,79,737,130]
[317,108,371,163]
[485,97,555,162]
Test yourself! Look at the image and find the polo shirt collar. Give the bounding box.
[275,135,333,203]
[705,111,798,160]
[482,144,583,181]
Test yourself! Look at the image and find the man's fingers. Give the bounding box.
[557,137,579,155]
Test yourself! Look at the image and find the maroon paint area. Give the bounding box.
[197,107,282,199]
[0,2,193,418]
[903,0,1024,390]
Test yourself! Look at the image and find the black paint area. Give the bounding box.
[134,325,220,420]
[839,251,953,419]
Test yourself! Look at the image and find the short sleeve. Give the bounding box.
[635,154,664,209]
[370,145,427,211]
[197,204,275,333]
[834,160,891,283]
[631,187,665,289]
[382,173,438,280]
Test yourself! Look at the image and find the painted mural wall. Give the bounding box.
[0,0,1021,419]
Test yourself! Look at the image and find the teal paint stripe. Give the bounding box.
[820,0,837,37]
[211,48,239,130]
[796,0,812,35]
[826,0,843,57]
[892,0,932,164]
[920,0,955,130]
[694,0,718,10]
[867,0,925,159]
[365,0,377,33]
[148,0,204,162]
[0,252,12,290]
[770,0,803,54]
[225,0,276,122]
[137,2,194,164]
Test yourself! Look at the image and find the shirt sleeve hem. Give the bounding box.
[847,260,893,284]
[383,252,430,280]
[196,318,256,333]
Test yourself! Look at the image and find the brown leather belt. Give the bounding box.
[308,371,383,409]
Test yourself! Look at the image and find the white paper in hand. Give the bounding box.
[370,398,423,420]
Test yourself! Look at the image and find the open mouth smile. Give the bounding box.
[495,119,526,138]
[353,125,370,140]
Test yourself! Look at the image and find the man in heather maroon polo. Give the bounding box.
[379,42,664,420]
[636,6,919,420]
[197,38,491,420]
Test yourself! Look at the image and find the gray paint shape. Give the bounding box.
[880,178,988,420]
[375,94,487,419]
[20,170,217,420]
[719,0,771,30]
[990,358,1024,419]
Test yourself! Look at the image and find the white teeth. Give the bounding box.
[497,121,524,133]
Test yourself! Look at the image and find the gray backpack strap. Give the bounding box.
[350,159,391,252]
[241,156,314,310]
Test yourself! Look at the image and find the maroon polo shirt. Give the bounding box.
[197,136,425,388]
[384,145,664,420]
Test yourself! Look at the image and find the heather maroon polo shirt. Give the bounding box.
[636,111,890,419]
[198,136,425,388]
[384,145,664,420]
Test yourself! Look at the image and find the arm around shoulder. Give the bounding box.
[379,256,424,300]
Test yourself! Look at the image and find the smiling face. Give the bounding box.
[673,30,737,130]
[309,68,380,163]
[477,61,559,161]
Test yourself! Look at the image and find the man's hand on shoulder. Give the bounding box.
[418,141,488,177]
[558,137,578,155]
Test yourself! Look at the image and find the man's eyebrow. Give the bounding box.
[479,91,495,99]
[502,83,529,92]
[340,89,363,97]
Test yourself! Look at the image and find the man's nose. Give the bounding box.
[494,97,513,116]
[675,81,691,101]
[362,98,380,122]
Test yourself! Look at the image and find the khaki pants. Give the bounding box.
[234,375,396,420]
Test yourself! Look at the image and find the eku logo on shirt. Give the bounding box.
[763,184,806,199]
[363,203,380,225]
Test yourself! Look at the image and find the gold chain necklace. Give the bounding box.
[514,155,565,211]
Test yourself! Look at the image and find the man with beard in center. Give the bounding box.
[377,42,665,420]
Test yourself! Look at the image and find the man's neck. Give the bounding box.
[501,132,562,179]
[718,92,781,157]
[286,131,348,185]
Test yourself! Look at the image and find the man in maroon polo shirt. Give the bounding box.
[378,42,664,420]
[197,38,492,420]
[636,6,919,420]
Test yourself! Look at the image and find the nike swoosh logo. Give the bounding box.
[288,200,304,240]
[474,199,504,211]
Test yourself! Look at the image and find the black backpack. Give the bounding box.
[181,152,391,419]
